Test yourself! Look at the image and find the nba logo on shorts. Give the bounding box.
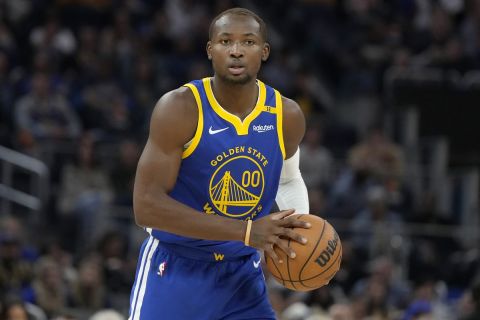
[157,261,166,276]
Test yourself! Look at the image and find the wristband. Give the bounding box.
[244,220,253,246]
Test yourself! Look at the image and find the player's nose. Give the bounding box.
[229,42,243,58]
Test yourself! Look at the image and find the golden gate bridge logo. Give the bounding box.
[209,156,264,217]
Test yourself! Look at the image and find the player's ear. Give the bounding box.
[206,41,212,60]
[261,42,270,62]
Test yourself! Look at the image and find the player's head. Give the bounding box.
[207,8,270,84]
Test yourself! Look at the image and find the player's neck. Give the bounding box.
[211,76,258,120]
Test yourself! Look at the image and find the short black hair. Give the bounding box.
[209,7,267,42]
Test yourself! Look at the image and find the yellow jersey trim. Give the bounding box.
[275,90,286,159]
[182,83,204,159]
[203,78,266,135]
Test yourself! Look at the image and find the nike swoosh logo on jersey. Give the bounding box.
[253,258,261,268]
[209,126,229,135]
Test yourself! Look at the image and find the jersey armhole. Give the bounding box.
[182,83,204,159]
[275,90,286,160]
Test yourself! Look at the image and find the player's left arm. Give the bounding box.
[275,97,309,214]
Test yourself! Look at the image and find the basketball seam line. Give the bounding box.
[286,215,303,290]
[298,217,326,287]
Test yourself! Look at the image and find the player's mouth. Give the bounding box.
[228,65,245,75]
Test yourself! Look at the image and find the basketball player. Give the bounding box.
[129,8,310,320]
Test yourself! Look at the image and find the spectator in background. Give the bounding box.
[330,239,366,296]
[14,72,82,155]
[79,59,132,137]
[96,231,133,296]
[408,191,460,285]
[327,303,354,320]
[304,286,337,317]
[308,188,327,217]
[111,9,136,81]
[0,298,29,320]
[89,309,124,320]
[348,124,410,212]
[51,315,76,320]
[352,256,410,313]
[129,56,157,134]
[0,218,34,302]
[0,217,38,264]
[403,277,453,320]
[327,165,371,220]
[29,14,77,58]
[361,279,390,319]
[348,125,404,182]
[74,26,100,85]
[261,48,295,96]
[300,124,334,190]
[31,257,69,318]
[0,22,16,58]
[291,70,326,117]
[39,240,77,293]
[57,132,113,252]
[402,300,433,320]
[110,139,140,207]
[460,282,480,320]
[350,186,406,260]
[71,255,108,312]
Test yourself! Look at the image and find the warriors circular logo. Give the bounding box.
[209,156,264,217]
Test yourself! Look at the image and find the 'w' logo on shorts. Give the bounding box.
[214,253,224,261]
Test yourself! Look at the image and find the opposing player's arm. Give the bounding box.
[133,87,247,241]
[275,97,309,214]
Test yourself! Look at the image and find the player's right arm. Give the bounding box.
[133,87,246,241]
[133,88,309,260]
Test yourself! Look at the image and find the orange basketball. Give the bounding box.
[265,214,342,291]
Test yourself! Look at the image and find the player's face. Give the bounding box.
[207,14,269,84]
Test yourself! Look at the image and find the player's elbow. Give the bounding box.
[133,193,158,227]
[133,200,148,227]
[133,187,173,230]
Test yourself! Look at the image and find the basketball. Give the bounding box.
[265,214,342,291]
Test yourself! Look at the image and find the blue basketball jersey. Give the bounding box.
[149,77,286,257]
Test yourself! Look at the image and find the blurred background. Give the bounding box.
[0,0,479,319]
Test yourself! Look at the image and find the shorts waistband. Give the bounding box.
[156,241,256,262]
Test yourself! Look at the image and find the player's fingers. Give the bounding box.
[270,209,295,220]
[278,217,311,229]
[281,228,308,245]
[265,245,283,264]
[274,238,296,259]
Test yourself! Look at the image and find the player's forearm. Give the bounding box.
[133,192,246,242]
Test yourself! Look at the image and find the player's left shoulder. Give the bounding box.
[281,96,306,158]
[281,97,305,126]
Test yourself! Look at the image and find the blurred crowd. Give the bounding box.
[1,0,480,319]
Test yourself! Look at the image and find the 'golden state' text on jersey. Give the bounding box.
[149,77,286,257]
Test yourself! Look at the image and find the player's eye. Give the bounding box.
[245,40,255,46]
[220,39,230,45]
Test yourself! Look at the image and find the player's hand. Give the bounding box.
[249,209,311,264]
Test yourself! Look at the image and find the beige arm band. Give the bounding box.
[244,220,253,246]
